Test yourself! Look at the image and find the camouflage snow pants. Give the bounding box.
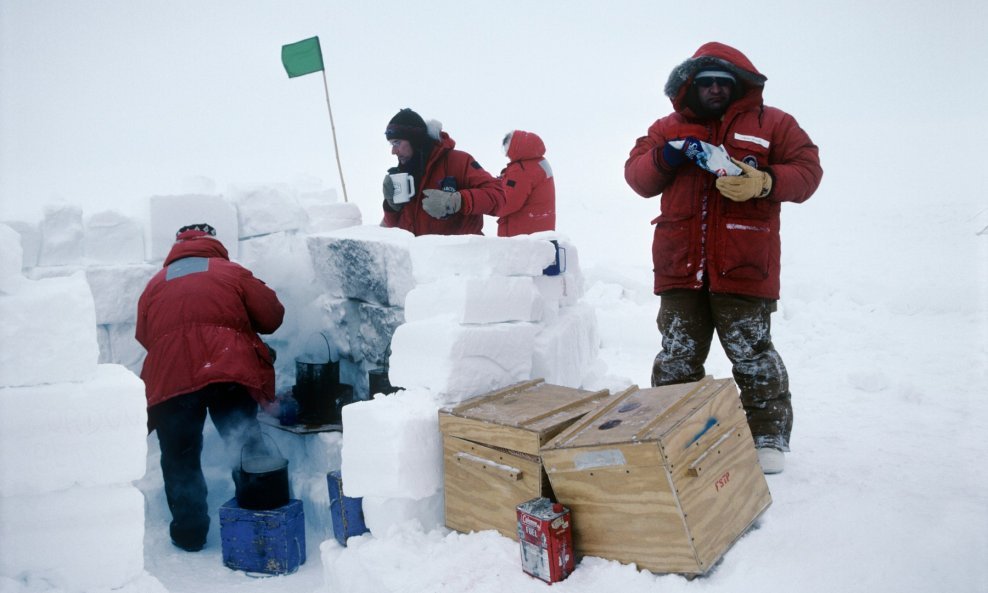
[651,289,792,451]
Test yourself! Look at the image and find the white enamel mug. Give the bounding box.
[389,173,415,204]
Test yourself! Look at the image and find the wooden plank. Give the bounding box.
[442,435,544,540]
[440,382,612,455]
[442,378,545,420]
[542,385,640,449]
[439,414,542,456]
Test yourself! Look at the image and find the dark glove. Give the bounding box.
[383,173,403,212]
[661,142,686,168]
[421,189,462,219]
[660,136,703,169]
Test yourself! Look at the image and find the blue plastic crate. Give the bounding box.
[327,471,369,546]
[219,498,305,575]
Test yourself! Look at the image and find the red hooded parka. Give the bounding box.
[136,234,285,408]
[624,42,823,300]
[382,132,505,236]
[496,130,556,237]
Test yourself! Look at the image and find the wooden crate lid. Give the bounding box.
[543,377,735,450]
[439,379,612,455]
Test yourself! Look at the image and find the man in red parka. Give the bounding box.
[624,42,823,474]
[381,108,505,235]
[495,130,556,237]
[136,223,284,551]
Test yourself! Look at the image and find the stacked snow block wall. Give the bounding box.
[0,223,163,592]
[306,225,415,401]
[326,228,602,537]
[3,189,362,383]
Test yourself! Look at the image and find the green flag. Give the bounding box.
[281,36,324,78]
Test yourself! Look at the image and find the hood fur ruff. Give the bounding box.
[426,119,442,141]
[664,45,768,99]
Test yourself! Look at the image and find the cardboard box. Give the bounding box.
[438,379,611,539]
[540,377,771,576]
[219,498,306,575]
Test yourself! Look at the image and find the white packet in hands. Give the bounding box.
[668,139,743,177]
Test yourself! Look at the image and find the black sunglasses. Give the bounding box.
[694,76,735,88]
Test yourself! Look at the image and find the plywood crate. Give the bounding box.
[438,379,612,540]
[540,377,771,576]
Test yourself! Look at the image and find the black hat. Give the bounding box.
[385,108,428,143]
[175,223,216,239]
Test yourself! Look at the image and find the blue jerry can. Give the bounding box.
[219,498,305,575]
[327,470,369,546]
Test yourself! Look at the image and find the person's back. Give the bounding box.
[137,229,283,406]
[136,224,284,552]
[496,130,555,237]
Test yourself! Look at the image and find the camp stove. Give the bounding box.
[516,497,574,584]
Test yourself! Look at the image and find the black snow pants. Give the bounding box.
[651,288,792,451]
[149,382,261,550]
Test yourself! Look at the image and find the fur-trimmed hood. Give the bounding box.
[665,42,767,112]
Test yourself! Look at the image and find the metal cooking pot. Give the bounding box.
[233,436,289,510]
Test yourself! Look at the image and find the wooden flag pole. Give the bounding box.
[321,70,349,203]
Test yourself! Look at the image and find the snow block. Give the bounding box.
[315,296,404,367]
[219,498,306,575]
[531,304,601,389]
[149,194,239,261]
[1,220,40,271]
[0,485,145,591]
[105,322,147,375]
[0,364,148,497]
[340,390,442,500]
[328,470,370,546]
[38,202,85,266]
[0,271,99,388]
[238,231,317,298]
[84,210,146,264]
[361,491,444,536]
[300,196,362,234]
[307,226,414,307]
[404,276,544,324]
[0,223,25,294]
[389,320,539,405]
[86,264,156,325]
[408,234,557,283]
[229,184,307,238]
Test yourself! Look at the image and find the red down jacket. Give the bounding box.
[496,130,556,237]
[136,235,285,408]
[382,132,505,236]
[624,42,823,300]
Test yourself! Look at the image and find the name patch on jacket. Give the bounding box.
[166,257,209,280]
[733,133,770,149]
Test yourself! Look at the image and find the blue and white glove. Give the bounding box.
[661,137,703,169]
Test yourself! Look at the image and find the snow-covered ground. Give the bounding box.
[2,1,987,593]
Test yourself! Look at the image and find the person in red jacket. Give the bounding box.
[136,223,285,551]
[624,42,823,474]
[495,130,556,237]
[381,108,505,235]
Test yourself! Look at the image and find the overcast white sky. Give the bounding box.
[1,0,985,254]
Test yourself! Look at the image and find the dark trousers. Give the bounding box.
[651,289,792,451]
[149,383,261,549]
